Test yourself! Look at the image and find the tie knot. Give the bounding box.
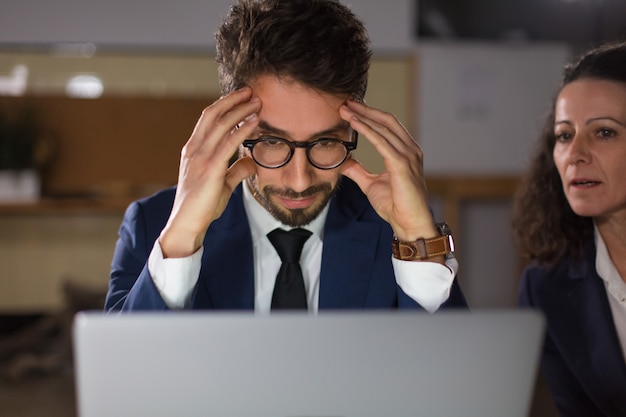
[267,228,312,263]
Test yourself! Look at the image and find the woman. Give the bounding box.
[513,41,626,417]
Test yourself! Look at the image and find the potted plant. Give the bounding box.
[0,103,54,202]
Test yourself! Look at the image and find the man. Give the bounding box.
[105,0,466,313]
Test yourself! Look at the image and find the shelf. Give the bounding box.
[0,176,522,216]
[0,197,134,215]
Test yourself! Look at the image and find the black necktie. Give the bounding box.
[267,228,312,310]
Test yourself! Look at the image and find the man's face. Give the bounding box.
[242,76,353,226]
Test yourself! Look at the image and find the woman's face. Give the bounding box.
[553,78,626,221]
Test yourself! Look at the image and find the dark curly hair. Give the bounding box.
[512,40,626,265]
[214,0,372,100]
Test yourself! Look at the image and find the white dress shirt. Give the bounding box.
[149,180,457,313]
[594,225,626,363]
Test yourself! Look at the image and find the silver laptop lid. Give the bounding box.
[73,310,544,417]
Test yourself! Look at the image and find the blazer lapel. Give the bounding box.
[197,185,255,310]
[566,249,626,414]
[318,179,383,309]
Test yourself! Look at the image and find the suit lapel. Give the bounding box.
[318,179,383,309]
[198,186,255,310]
[566,248,626,414]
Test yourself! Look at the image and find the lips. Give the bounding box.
[278,195,316,209]
[570,179,601,187]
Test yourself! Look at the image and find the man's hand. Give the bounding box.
[159,87,262,258]
[339,100,438,244]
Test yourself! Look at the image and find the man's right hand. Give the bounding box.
[158,87,261,258]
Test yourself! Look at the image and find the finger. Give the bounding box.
[191,99,261,170]
[186,87,257,153]
[345,100,414,147]
[346,112,422,173]
[339,158,375,192]
[340,107,406,159]
[224,156,257,194]
[197,111,260,166]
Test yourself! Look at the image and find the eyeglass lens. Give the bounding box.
[308,140,347,167]
[252,140,292,167]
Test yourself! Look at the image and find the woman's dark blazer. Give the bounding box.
[518,240,626,417]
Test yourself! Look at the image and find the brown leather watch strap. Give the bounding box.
[391,234,454,261]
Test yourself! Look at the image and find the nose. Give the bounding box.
[282,147,314,192]
[566,135,590,165]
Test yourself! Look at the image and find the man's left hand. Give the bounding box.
[339,100,438,243]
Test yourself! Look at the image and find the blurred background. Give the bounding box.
[0,0,624,416]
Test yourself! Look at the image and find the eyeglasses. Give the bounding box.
[242,131,358,170]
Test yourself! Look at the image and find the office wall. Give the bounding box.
[0,0,415,53]
[415,41,571,306]
[416,41,570,175]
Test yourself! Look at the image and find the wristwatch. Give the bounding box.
[391,222,455,261]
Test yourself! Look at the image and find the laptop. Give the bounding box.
[72,310,544,417]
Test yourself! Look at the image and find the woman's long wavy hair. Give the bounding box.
[512,40,626,265]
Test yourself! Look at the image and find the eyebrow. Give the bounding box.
[554,116,626,128]
[586,116,626,127]
[256,120,352,141]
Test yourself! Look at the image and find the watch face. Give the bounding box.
[436,222,452,236]
[435,222,455,257]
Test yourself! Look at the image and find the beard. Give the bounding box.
[247,176,339,227]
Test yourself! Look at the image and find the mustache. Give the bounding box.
[263,183,332,199]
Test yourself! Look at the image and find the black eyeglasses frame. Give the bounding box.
[242,131,358,170]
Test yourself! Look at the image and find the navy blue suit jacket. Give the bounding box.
[518,241,626,417]
[106,177,466,312]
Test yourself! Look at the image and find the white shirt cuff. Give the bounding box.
[148,240,203,309]
[393,256,458,313]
